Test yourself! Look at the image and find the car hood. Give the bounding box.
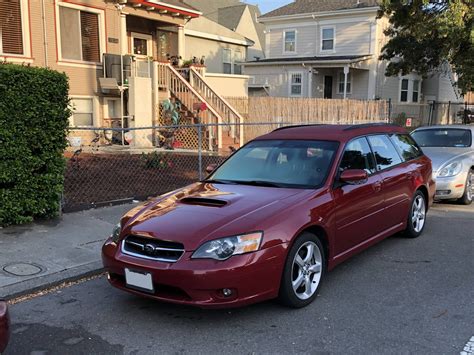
[121,182,311,250]
[421,147,472,172]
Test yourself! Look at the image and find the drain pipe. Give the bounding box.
[41,0,48,67]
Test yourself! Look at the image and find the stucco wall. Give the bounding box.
[204,74,249,97]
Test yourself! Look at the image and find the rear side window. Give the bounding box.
[367,135,402,170]
[390,134,423,161]
[339,137,376,174]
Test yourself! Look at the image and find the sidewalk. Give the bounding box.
[0,203,136,299]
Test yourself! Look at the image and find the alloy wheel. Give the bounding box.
[411,195,426,233]
[291,241,322,300]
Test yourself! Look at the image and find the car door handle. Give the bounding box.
[373,181,382,192]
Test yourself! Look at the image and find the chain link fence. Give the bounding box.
[63,119,390,212]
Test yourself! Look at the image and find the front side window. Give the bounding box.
[321,27,334,51]
[400,79,409,102]
[208,140,339,188]
[339,137,376,174]
[284,30,296,53]
[290,73,303,96]
[367,135,402,170]
[223,48,232,74]
[0,0,24,55]
[70,98,94,126]
[59,6,101,62]
[390,134,423,161]
[338,72,351,94]
[411,129,472,148]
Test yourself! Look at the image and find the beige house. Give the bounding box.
[0,0,245,149]
[244,0,461,104]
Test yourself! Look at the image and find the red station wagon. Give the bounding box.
[102,124,435,308]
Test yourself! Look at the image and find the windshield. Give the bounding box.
[411,129,472,148]
[207,140,339,189]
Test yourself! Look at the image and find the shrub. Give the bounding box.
[0,64,70,226]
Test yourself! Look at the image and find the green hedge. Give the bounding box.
[0,64,70,226]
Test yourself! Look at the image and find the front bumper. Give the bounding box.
[0,300,9,353]
[434,172,468,200]
[102,238,287,308]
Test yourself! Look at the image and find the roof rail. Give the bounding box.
[343,123,398,131]
[273,124,326,132]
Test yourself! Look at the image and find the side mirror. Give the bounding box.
[339,169,368,185]
[206,164,217,174]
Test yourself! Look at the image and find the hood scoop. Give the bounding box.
[179,197,227,207]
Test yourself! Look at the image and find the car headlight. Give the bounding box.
[191,232,263,261]
[438,161,462,177]
[111,223,122,243]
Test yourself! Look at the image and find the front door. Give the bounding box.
[333,137,386,256]
[324,76,333,99]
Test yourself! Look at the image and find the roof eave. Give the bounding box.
[244,55,373,66]
[258,6,380,23]
[133,0,202,18]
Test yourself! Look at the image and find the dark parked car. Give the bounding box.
[0,300,9,353]
[102,124,435,308]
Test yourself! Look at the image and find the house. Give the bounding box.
[185,0,266,62]
[0,0,244,150]
[244,0,461,106]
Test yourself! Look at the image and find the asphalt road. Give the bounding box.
[5,203,474,355]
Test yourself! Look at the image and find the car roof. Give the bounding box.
[256,123,407,143]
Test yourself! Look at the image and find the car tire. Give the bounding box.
[278,232,326,308]
[403,190,427,238]
[458,169,473,205]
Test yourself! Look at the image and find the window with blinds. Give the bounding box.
[59,6,100,63]
[0,0,24,55]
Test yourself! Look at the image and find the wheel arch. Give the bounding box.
[295,225,330,264]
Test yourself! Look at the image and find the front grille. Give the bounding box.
[121,235,185,262]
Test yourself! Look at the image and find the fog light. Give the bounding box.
[436,190,451,196]
[222,288,233,297]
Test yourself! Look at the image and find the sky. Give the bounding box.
[245,0,293,14]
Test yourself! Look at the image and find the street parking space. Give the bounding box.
[5,203,474,355]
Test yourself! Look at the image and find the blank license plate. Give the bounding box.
[125,268,154,293]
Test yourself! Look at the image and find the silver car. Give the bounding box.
[411,125,474,204]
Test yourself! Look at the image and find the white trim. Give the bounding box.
[258,7,379,23]
[55,1,106,65]
[320,26,335,54]
[131,32,152,57]
[184,28,252,46]
[0,0,31,57]
[288,71,304,97]
[283,29,297,55]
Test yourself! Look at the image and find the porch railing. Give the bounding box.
[156,62,223,149]
[189,67,244,147]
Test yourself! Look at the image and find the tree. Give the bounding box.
[378,0,473,94]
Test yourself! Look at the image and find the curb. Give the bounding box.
[1,261,104,301]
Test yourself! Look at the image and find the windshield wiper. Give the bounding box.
[233,180,284,188]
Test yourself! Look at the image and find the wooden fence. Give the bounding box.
[225,97,389,141]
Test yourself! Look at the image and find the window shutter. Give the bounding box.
[80,11,100,62]
[0,0,24,55]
